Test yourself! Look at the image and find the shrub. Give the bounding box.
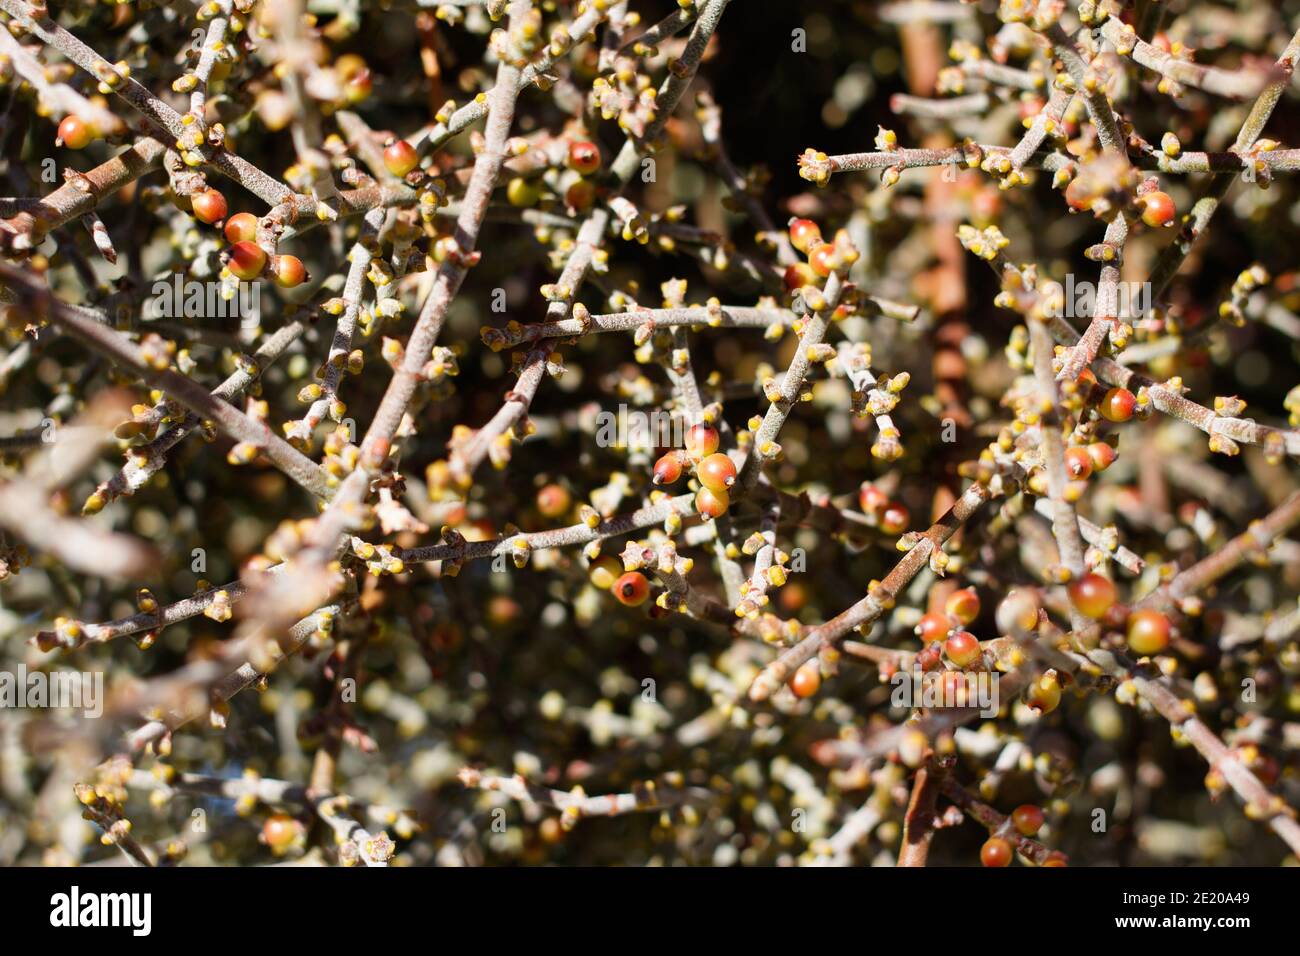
[0,0,1298,868]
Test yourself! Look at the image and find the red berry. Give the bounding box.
[791,660,821,698]
[1011,804,1045,837]
[191,188,227,225]
[1087,442,1117,472]
[567,140,601,175]
[1068,572,1117,619]
[653,451,684,485]
[1127,609,1171,655]
[272,254,308,288]
[1064,176,1091,213]
[1139,190,1175,228]
[915,643,943,673]
[224,212,259,244]
[944,630,982,668]
[945,587,980,625]
[695,486,729,520]
[696,453,737,494]
[1064,446,1093,481]
[613,571,650,606]
[536,483,570,518]
[564,177,596,211]
[783,262,817,292]
[980,836,1013,867]
[684,423,720,460]
[56,115,94,149]
[1042,851,1068,867]
[788,218,822,253]
[1099,387,1136,422]
[879,502,909,535]
[227,241,268,280]
[859,483,888,514]
[915,612,950,643]
[383,139,419,177]
[808,242,839,279]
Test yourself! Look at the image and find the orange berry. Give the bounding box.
[539,816,564,844]
[1087,442,1117,472]
[684,423,720,459]
[191,188,228,224]
[790,660,821,698]
[653,451,683,485]
[227,241,268,280]
[1025,671,1062,714]
[996,588,1041,635]
[1064,446,1093,480]
[695,485,729,519]
[1139,190,1175,228]
[787,218,822,253]
[945,587,980,625]
[1127,609,1171,655]
[1064,176,1091,212]
[261,813,303,855]
[1011,804,1045,836]
[486,595,520,626]
[915,612,950,643]
[536,483,570,518]
[338,62,372,102]
[1068,572,1116,619]
[1099,386,1136,422]
[783,262,817,292]
[613,571,650,606]
[272,254,308,288]
[858,483,888,514]
[224,212,259,243]
[944,630,982,668]
[696,453,737,494]
[56,115,94,149]
[383,138,419,177]
[808,242,839,278]
[879,502,909,535]
[981,836,1013,867]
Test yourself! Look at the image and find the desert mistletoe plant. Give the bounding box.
[0,0,1299,870]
